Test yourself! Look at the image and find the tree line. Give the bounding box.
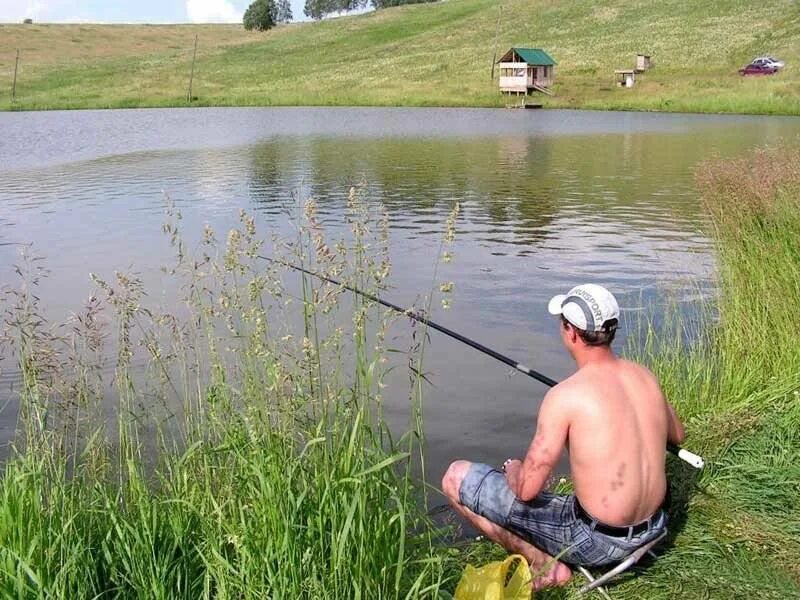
[243,0,438,30]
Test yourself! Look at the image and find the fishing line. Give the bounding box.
[259,255,704,469]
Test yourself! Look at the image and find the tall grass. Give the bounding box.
[692,146,800,551]
[698,146,800,390]
[0,189,460,598]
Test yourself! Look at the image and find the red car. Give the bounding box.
[739,63,779,76]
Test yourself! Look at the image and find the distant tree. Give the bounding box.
[244,0,275,30]
[273,0,293,22]
[23,18,33,24]
[243,0,292,31]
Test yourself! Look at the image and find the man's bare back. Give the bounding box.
[552,356,683,525]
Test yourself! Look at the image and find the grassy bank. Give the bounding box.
[2,0,800,113]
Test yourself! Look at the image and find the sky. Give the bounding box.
[0,0,315,24]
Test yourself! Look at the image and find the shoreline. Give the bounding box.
[4,100,800,117]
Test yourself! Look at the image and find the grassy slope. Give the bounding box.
[1,0,800,113]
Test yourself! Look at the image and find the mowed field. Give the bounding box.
[1,0,799,113]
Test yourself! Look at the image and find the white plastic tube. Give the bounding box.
[676,447,705,469]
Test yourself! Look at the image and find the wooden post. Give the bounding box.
[490,2,502,80]
[11,49,20,103]
[187,34,198,103]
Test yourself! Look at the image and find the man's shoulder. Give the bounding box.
[550,359,658,402]
[618,358,660,385]
[578,356,660,386]
[549,372,582,395]
[617,356,652,371]
[546,372,594,406]
[554,366,604,391]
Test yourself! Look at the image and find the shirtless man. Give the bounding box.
[441,283,685,589]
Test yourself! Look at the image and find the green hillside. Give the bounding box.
[1,0,799,112]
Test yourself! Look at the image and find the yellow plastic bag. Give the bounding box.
[454,554,532,600]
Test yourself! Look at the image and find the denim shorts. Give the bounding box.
[459,462,668,567]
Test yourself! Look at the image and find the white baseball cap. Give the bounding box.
[547,284,620,332]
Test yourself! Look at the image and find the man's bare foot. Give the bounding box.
[531,561,572,590]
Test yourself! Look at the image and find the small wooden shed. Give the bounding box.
[497,48,556,94]
[635,54,652,72]
[615,69,636,88]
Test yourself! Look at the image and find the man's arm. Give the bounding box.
[665,400,685,445]
[505,388,570,501]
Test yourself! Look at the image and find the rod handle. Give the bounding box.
[668,443,704,469]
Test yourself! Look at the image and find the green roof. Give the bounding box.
[507,48,556,66]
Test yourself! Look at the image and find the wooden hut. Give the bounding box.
[615,69,636,88]
[635,54,652,72]
[497,48,556,95]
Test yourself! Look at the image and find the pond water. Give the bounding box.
[1,107,799,482]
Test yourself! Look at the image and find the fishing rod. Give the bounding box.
[260,255,704,469]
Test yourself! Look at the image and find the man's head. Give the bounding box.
[547,284,620,351]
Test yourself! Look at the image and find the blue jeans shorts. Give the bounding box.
[459,462,668,567]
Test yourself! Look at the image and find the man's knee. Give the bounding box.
[442,460,472,501]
